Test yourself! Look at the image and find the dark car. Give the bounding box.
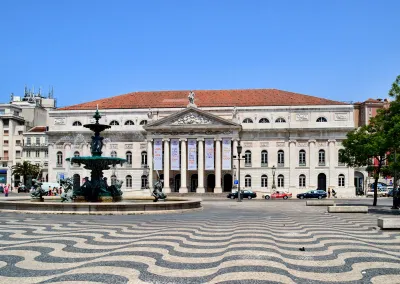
[227,190,257,199]
[297,190,327,199]
[18,185,29,193]
[0,186,3,193]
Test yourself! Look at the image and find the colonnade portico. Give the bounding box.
[143,106,242,194]
[147,138,226,193]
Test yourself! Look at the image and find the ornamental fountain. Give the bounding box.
[66,107,126,202]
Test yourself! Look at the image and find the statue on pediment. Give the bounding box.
[188,91,195,105]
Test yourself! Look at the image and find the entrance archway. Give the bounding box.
[317,173,327,191]
[174,174,181,192]
[354,171,364,195]
[223,174,232,192]
[207,174,215,192]
[73,174,81,191]
[190,174,198,192]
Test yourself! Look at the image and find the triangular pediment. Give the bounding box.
[144,107,241,131]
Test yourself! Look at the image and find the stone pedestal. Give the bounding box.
[98,196,113,202]
[74,196,86,202]
[31,198,44,202]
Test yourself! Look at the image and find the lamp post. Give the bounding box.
[233,141,243,202]
[272,165,276,190]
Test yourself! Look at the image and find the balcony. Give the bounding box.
[244,162,252,167]
[23,143,48,149]
[277,163,284,167]
[0,157,9,161]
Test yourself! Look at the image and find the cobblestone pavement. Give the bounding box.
[0,200,399,283]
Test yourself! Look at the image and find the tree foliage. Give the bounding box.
[11,161,41,186]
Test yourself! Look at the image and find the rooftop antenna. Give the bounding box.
[24,85,28,97]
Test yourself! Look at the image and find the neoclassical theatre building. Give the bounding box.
[47,89,356,197]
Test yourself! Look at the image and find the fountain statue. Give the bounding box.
[66,107,126,202]
[30,179,46,202]
[60,177,73,202]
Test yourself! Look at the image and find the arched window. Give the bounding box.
[278,150,284,167]
[318,150,326,166]
[299,150,306,166]
[259,118,270,123]
[261,175,268,187]
[244,150,252,166]
[141,151,148,166]
[126,175,132,188]
[245,175,252,187]
[338,174,345,187]
[140,120,147,125]
[261,150,268,166]
[242,118,254,123]
[111,151,117,158]
[126,151,132,165]
[141,175,148,189]
[111,175,117,186]
[110,120,119,126]
[56,151,63,167]
[278,174,284,187]
[275,117,286,123]
[299,174,306,187]
[72,121,82,126]
[316,117,327,122]
[338,149,345,166]
[124,120,134,125]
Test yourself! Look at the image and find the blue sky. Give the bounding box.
[1,0,399,107]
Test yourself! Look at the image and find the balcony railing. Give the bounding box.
[299,162,306,166]
[277,162,284,167]
[245,162,252,167]
[318,162,326,166]
[261,163,268,167]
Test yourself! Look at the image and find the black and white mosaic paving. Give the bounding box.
[0,200,399,283]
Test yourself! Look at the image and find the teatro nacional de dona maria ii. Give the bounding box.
[47,89,356,197]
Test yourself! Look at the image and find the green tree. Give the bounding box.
[11,161,41,186]
[340,114,390,206]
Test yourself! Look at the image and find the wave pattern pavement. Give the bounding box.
[0,201,399,283]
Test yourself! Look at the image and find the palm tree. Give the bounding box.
[12,161,41,186]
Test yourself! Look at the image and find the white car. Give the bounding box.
[366,189,385,197]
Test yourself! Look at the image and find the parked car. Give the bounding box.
[366,189,385,197]
[0,185,3,193]
[227,190,257,199]
[297,190,327,199]
[18,185,29,193]
[264,191,293,200]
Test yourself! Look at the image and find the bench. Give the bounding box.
[378,218,400,229]
[328,206,368,213]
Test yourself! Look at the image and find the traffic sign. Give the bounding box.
[234,180,238,185]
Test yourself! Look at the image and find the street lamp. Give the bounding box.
[272,165,276,190]
[233,141,243,202]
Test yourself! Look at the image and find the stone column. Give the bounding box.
[215,139,222,193]
[309,140,316,188]
[197,138,205,193]
[289,140,296,191]
[147,140,153,191]
[163,139,171,193]
[180,139,188,193]
[328,140,336,188]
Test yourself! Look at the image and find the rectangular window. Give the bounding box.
[16,151,21,158]
[318,151,325,166]
[16,140,21,146]
[26,151,31,158]
[36,137,40,145]
[278,152,284,167]
[3,140,8,146]
[36,150,40,158]
[3,150,9,160]
[27,137,31,145]
[45,150,48,158]
[3,130,9,136]
[299,151,306,166]
[3,119,9,127]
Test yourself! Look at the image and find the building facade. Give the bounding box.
[48,89,356,197]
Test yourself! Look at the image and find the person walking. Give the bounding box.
[4,184,9,197]
[328,188,331,198]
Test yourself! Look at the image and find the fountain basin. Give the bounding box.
[0,196,202,215]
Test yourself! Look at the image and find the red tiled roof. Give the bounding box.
[28,126,47,132]
[58,89,346,110]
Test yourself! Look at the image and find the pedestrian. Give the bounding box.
[332,189,337,198]
[328,188,331,198]
[4,184,9,197]
[59,187,63,195]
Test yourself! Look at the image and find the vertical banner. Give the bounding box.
[205,139,214,170]
[188,139,197,170]
[153,139,163,170]
[222,138,232,170]
[170,139,180,170]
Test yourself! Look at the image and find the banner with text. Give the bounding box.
[188,139,197,170]
[222,138,232,170]
[153,139,163,170]
[170,139,180,170]
[205,139,214,170]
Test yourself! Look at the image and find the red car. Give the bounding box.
[264,191,292,200]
